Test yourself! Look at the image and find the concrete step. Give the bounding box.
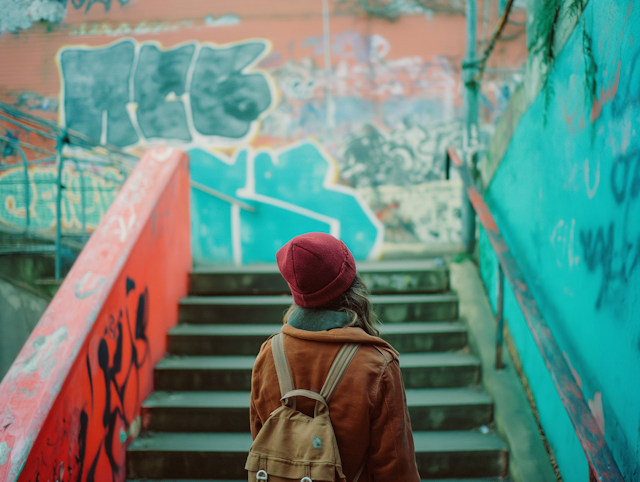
[153,352,480,392]
[178,294,459,324]
[413,431,508,479]
[128,480,509,482]
[128,479,509,482]
[141,387,492,433]
[189,259,449,296]
[126,430,507,480]
[167,321,467,356]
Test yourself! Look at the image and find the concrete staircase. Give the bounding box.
[127,259,509,481]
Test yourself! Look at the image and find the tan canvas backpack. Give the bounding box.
[245,333,365,482]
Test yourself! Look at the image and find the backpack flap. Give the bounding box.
[245,404,346,481]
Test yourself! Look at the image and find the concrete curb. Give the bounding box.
[450,259,557,482]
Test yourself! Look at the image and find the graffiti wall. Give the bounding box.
[479,1,640,481]
[0,148,191,482]
[0,0,527,261]
[0,164,124,233]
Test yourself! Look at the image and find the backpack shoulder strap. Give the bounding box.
[320,343,361,404]
[271,333,295,399]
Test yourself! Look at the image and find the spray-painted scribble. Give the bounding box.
[358,179,462,244]
[0,0,65,33]
[578,152,640,311]
[59,39,275,147]
[69,0,129,13]
[82,277,149,481]
[338,121,462,188]
[579,222,640,310]
[22,276,150,482]
[70,20,195,36]
[204,14,241,27]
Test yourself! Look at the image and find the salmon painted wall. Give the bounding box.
[0,148,191,482]
[0,0,527,263]
[479,1,640,481]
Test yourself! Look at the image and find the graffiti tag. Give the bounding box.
[579,151,640,309]
[58,39,274,147]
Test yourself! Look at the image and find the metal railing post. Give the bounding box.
[496,263,505,369]
[17,147,30,234]
[73,159,87,238]
[55,130,67,280]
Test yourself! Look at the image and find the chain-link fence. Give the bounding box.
[0,102,138,278]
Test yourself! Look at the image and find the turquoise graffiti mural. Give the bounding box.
[58,38,275,148]
[190,140,383,264]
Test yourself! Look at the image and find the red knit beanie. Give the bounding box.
[276,232,356,308]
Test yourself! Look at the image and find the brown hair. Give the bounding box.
[284,274,381,337]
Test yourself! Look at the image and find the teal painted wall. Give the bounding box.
[479,1,640,481]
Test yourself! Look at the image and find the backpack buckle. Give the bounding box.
[256,469,268,480]
[301,478,313,482]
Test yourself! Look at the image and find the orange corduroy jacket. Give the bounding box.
[250,323,420,482]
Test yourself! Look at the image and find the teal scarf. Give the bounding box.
[287,307,352,332]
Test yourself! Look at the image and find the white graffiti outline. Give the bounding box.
[584,157,600,199]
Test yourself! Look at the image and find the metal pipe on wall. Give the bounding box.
[17,147,30,234]
[322,0,335,132]
[461,0,479,254]
[54,130,67,280]
[496,264,505,369]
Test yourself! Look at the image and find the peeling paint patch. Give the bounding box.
[21,326,68,376]
[0,441,10,465]
[0,0,66,34]
[588,391,606,436]
[204,14,240,27]
[73,272,106,300]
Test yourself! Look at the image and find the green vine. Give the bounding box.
[532,0,598,123]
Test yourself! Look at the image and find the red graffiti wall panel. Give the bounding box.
[0,147,190,482]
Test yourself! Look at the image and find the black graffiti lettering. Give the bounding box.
[70,0,128,12]
[60,41,138,147]
[190,43,272,138]
[125,276,135,295]
[630,153,640,200]
[580,223,615,309]
[611,156,631,203]
[86,354,94,410]
[74,279,150,480]
[134,44,194,141]
[610,151,640,204]
[85,441,101,482]
[135,289,149,341]
[75,409,88,482]
[580,221,640,310]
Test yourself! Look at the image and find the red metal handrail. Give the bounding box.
[447,146,624,482]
